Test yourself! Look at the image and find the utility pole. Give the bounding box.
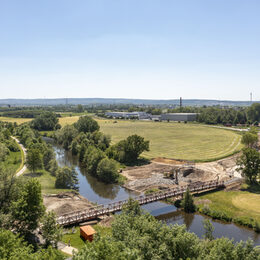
[180,97,182,111]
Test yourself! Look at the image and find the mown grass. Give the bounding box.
[0,117,32,124]
[23,170,70,194]
[1,116,243,161]
[97,119,243,161]
[62,225,111,250]
[195,187,260,230]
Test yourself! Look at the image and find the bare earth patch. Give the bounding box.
[43,192,94,216]
[122,154,242,193]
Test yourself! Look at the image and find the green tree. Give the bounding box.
[181,188,196,213]
[96,158,119,183]
[123,135,149,162]
[31,111,59,131]
[43,147,55,171]
[237,148,260,184]
[11,179,45,236]
[75,116,100,133]
[0,229,64,260]
[41,211,62,248]
[49,159,59,176]
[55,125,78,150]
[0,166,18,214]
[26,148,43,173]
[241,132,258,148]
[55,167,79,190]
[76,104,84,113]
[0,143,9,162]
[203,219,214,240]
[247,103,260,123]
[83,146,105,175]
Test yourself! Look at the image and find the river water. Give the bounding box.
[49,139,260,245]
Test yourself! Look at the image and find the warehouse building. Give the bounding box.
[105,111,150,120]
[160,113,198,122]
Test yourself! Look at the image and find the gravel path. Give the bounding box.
[11,136,27,177]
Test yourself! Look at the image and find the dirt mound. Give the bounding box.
[43,192,94,216]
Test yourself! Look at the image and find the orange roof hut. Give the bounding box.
[80,225,96,242]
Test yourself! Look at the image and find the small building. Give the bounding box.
[80,225,96,242]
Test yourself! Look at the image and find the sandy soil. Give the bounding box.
[122,154,242,193]
[43,192,94,216]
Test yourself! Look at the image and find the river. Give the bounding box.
[49,139,260,246]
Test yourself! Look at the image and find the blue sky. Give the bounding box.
[0,0,259,100]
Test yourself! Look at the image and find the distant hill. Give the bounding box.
[0,98,259,106]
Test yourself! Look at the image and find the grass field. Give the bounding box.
[23,170,70,194]
[196,187,260,227]
[0,116,243,161]
[0,117,32,124]
[97,119,243,161]
[62,225,111,250]
[0,116,80,126]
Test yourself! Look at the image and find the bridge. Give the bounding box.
[57,179,227,226]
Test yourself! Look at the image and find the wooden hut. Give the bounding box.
[80,225,96,242]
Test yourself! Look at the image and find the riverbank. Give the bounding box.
[194,184,260,231]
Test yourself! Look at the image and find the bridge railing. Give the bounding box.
[57,179,225,225]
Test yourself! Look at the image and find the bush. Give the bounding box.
[96,158,119,183]
[55,167,78,190]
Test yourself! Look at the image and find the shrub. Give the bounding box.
[96,158,119,183]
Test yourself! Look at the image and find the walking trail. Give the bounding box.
[11,136,27,177]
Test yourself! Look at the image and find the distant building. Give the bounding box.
[105,111,150,120]
[160,113,198,122]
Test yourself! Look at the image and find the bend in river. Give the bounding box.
[47,138,260,246]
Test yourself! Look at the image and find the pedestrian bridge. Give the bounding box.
[57,179,226,226]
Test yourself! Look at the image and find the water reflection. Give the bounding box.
[156,209,260,246]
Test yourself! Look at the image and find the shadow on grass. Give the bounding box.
[240,183,260,194]
[123,158,150,167]
[24,172,44,178]
[193,187,225,198]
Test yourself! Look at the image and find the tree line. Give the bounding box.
[55,116,149,183]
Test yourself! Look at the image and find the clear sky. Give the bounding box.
[0,0,259,100]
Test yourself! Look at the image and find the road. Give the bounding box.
[205,125,249,132]
[11,136,27,177]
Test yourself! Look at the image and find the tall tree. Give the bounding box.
[11,179,45,236]
[75,116,100,133]
[96,158,119,183]
[41,211,62,248]
[55,167,79,190]
[237,148,260,184]
[241,132,258,148]
[26,148,43,173]
[182,188,196,213]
